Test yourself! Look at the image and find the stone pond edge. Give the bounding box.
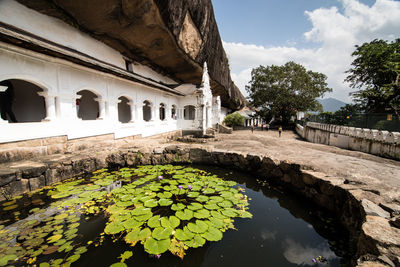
[1,145,399,267]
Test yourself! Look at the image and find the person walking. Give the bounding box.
[278,126,282,137]
[251,124,254,133]
[0,80,17,122]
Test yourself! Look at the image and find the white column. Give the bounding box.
[150,105,155,121]
[128,101,135,123]
[37,92,56,121]
[137,104,143,123]
[95,97,105,120]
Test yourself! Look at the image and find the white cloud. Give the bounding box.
[224,0,400,103]
[282,238,336,265]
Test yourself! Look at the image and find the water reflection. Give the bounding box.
[260,229,277,240]
[282,238,335,266]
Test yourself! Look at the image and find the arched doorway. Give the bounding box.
[0,79,46,123]
[184,105,195,120]
[159,103,166,121]
[143,100,152,122]
[76,90,99,120]
[118,96,131,123]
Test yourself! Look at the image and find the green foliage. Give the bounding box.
[345,39,400,117]
[0,165,252,264]
[246,61,331,123]
[223,112,245,127]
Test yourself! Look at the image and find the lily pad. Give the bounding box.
[175,209,193,221]
[187,203,203,211]
[187,220,208,234]
[147,215,161,228]
[144,238,170,255]
[105,222,125,235]
[194,209,210,219]
[174,228,194,241]
[183,235,205,248]
[158,198,173,206]
[171,203,185,211]
[144,199,158,208]
[160,216,180,229]
[123,218,143,230]
[152,227,173,240]
[202,226,223,241]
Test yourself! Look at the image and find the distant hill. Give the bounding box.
[318,98,347,113]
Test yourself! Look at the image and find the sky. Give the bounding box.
[212,0,400,103]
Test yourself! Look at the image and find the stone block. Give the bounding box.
[29,175,46,191]
[125,152,138,166]
[164,145,178,154]
[17,163,47,178]
[301,172,317,185]
[151,154,166,165]
[2,179,30,197]
[41,136,67,145]
[361,199,390,218]
[362,215,400,248]
[153,147,164,154]
[0,169,17,186]
[45,168,61,185]
[106,153,126,167]
[47,144,66,155]
[189,148,212,164]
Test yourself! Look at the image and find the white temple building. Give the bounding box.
[0,0,228,144]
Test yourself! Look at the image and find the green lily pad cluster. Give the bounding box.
[0,165,252,265]
[105,165,252,258]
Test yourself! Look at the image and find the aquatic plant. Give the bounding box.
[0,165,252,265]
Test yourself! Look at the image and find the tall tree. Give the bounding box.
[246,61,331,123]
[345,39,400,117]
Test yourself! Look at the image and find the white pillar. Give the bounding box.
[37,92,56,121]
[128,101,135,122]
[95,97,105,120]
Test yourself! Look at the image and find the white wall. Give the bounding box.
[0,41,186,142]
[297,122,400,160]
[0,1,222,142]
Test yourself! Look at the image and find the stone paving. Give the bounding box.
[1,129,400,266]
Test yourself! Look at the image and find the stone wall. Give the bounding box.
[0,130,182,163]
[297,122,400,160]
[1,144,399,266]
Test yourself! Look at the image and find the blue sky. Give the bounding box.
[212,0,400,102]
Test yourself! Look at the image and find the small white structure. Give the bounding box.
[0,0,225,143]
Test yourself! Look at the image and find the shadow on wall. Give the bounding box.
[77,90,99,120]
[0,79,46,123]
[118,96,131,123]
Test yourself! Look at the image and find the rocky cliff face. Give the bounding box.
[16,0,246,110]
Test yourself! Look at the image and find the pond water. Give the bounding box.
[0,164,355,267]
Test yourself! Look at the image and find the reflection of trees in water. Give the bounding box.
[194,164,356,266]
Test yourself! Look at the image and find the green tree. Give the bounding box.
[223,112,245,127]
[345,39,400,118]
[246,61,331,124]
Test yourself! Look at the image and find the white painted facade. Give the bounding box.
[0,0,225,143]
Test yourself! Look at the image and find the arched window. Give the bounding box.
[159,103,166,121]
[143,100,152,122]
[184,105,195,120]
[118,96,131,123]
[0,79,46,123]
[76,90,99,120]
[171,104,177,120]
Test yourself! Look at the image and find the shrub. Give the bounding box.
[223,112,245,127]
